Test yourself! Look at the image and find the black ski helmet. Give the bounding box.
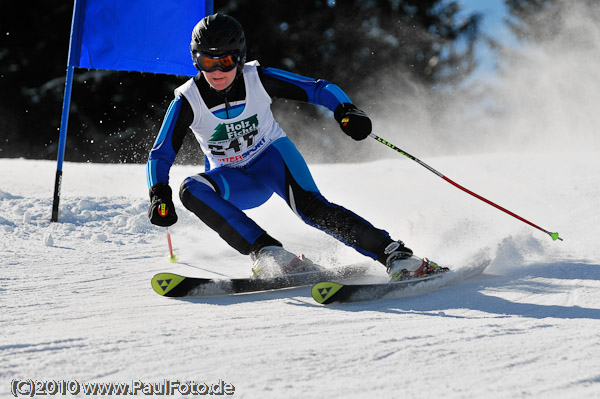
[190,13,246,69]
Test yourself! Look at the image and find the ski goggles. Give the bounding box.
[194,52,241,72]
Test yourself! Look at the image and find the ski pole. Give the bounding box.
[166,227,177,262]
[370,133,562,241]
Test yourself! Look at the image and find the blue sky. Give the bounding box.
[459,0,507,33]
[458,0,515,78]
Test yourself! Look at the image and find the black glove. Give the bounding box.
[334,103,372,141]
[148,183,178,227]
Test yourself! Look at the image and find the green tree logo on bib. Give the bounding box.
[210,115,259,143]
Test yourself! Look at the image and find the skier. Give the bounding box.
[146,13,444,280]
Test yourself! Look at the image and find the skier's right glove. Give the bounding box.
[148,183,178,227]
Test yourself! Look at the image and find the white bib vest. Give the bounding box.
[175,61,286,169]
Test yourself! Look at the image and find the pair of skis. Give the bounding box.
[151,262,464,304]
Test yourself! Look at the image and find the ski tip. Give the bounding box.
[151,273,186,296]
[312,282,344,304]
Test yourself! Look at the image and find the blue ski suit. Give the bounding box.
[147,61,395,264]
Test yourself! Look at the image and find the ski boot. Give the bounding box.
[251,246,324,278]
[384,241,448,281]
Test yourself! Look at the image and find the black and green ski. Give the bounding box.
[312,273,448,304]
[151,263,368,298]
[312,260,491,304]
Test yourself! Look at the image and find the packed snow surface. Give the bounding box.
[1,153,599,398]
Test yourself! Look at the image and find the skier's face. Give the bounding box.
[203,68,237,91]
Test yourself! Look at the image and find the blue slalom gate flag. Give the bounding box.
[73,0,210,76]
[52,0,213,222]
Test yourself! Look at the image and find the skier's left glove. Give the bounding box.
[334,103,372,141]
[148,183,178,227]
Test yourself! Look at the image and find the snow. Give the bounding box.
[1,149,599,398]
[4,4,600,392]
